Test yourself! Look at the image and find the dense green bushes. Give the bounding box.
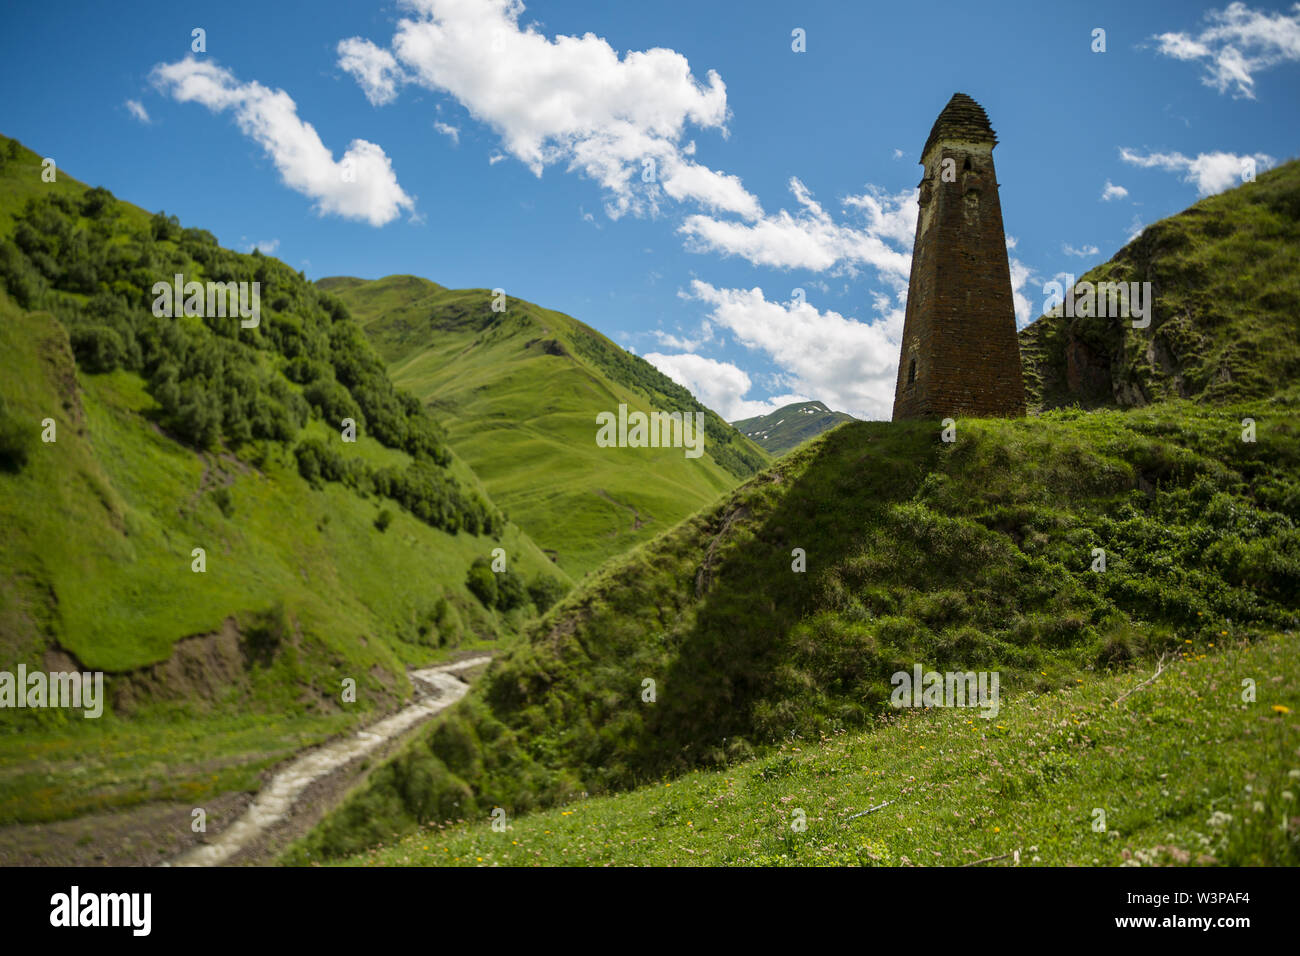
[294,438,500,536]
[463,556,567,614]
[0,188,497,536]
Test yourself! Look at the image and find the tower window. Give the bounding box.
[907,358,917,385]
[963,156,972,172]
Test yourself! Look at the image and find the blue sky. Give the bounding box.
[1,0,1297,419]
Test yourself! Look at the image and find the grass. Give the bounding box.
[0,710,354,825]
[291,398,1300,860]
[331,632,1299,866]
[320,275,768,577]
[0,136,570,825]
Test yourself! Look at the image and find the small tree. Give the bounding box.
[465,557,497,607]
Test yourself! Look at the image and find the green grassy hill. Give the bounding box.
[341,631,1299,867]
[0,134,566,829]
[319,274,769,577]
[733,400,857,456]
[1020,158,1300,411]
[289,399,1300,862]
[289,168,1300,865]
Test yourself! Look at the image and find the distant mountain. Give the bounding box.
[318,275,769,577]
[1020,158,1300,411]
[732,401,856,455]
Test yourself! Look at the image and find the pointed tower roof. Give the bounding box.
[921,93,997,159]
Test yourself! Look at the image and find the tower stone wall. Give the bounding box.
[892,93,1027,420]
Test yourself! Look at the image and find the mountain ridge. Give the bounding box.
[732,400,857,455]
[318,273,769,576]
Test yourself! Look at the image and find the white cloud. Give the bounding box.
[682,280,901,420]
[1127,215,1147,242]
[1101,179,1129,201]
[642,351,807,420]
[679,179,915,280]
[1063,243,1100,257]
[342,0,760,221]
[434,120,460,144]
[125,99,150,124]
[1008,257,1036,328]
[1153,3,1300,98]
[651,320,713,351]
[1119,146,1275,195]
[151,57,414,226]
[337,37,407,106]
[892,148,905,160]
[244,238,280,254]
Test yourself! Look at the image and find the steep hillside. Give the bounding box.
[319,274,769,577]
[342,631,1300,867]
[293,399,1300,859]
[733,400,857,455]
[0,134,566,829]
[1020,159,1300,411]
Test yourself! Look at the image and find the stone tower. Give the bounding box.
[891,93,1026,420]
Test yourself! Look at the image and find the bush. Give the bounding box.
[0,399,33,473]
[496,569,529,610]
[527,574,570,613]
[466,557,497,607]
[69,325,126,373]
[374,508,393,532]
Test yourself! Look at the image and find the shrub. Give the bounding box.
[466,557,498,608]
[527,574,569,613]
[0,398,33,473]
[495,569,529,610]
[69,325,126,373]
[210,486,235,518]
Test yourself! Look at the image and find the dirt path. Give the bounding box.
[168,655,491,867]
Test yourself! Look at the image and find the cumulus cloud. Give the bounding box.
[1153,2,1300,98]
[681,280,903,419]
[641,352,802,420]
[1008,257,1036,328]
[680,179,915,280]
[125,99,150,123]
[1119,146,1275,195]
[339,0,759,220]
[1101,179,1128,201]
[151,57,414,226]
[337,37,407,106]
[652,320,713,352]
